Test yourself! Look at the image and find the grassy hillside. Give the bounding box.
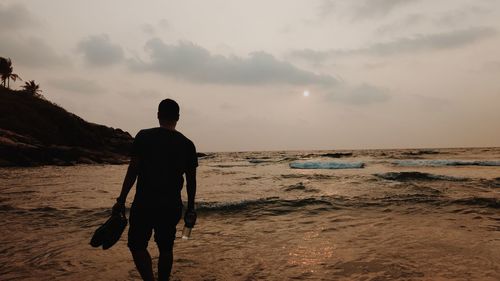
[0,87,133,166]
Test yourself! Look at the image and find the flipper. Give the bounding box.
[90,211,127,250]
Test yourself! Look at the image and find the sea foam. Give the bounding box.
[375,172,465,182]
[290,161,365,169]
[393,160,500,167]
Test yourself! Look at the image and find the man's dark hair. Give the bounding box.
[158,99,180,121]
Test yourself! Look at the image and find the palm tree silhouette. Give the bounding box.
[22,80,43,97]
[0,57,8,87]
[0,57,22,89]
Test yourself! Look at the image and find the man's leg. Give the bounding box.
[158,247,174,281]
[131,249,156,281]
[128,206,155,281]
[155,206,181,281]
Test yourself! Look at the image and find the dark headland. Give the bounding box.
[0,86,134,167]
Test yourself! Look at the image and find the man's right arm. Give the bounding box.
[117,156,139,204]
[112,130,142,213]
[112,156,139,214]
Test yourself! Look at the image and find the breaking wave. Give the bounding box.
[393,160,500,167]
[401,150,440,156]
[1,195,498,223]
[375,172,466,182]
[449,197,500,209]
[196,195,500,214]
[290,161,365,169]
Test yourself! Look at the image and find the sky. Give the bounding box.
[1,0,499,152]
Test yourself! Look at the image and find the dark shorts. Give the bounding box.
[127,204,182,251]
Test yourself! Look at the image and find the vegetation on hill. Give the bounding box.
[0,57,133,166]
[0,57,21,89]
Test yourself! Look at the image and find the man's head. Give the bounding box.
[158,99,180,126]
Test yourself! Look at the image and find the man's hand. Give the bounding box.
[112,201,125,215]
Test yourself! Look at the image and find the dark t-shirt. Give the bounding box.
[131,127,197,208]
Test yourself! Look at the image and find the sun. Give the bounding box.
[303,90,310,97]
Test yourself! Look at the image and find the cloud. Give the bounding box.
[0,4,67,68]
[318,0,419,20]
[410,94,449,111]
[0,3,38,31]
[119,89,162,100]
[140,19,170,35]
[158,19,170,29]
[130,38,338,86]
[0,36,69,67]
[482,61,500,72]
[433,6,490,27]
[129,39,387,105]
[352,0,419,19]
[140,24,155,35]
[317,0,337,19]
[290,27,497,62]
[48,78,106,94]
[358,27,497,55]
[77,34,124,66]
[288,49,331,65]
[375,13,426,35]
[329,84,390,105]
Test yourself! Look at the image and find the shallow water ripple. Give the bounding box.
[0,147,499,280]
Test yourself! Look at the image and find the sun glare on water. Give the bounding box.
[303,90,310,97]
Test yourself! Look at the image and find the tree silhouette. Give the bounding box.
[0,57,9,87]
[22,80,43,97]
[0,57,22,89]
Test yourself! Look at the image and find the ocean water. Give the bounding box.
[0,147,499,281]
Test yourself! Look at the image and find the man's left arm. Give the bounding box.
[185,140,198,212]
[185,167,197,211]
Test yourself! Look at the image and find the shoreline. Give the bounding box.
[2,146,499,168]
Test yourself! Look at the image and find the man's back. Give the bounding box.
[132,127,198,207]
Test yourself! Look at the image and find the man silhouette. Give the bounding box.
[113,99,198,281]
